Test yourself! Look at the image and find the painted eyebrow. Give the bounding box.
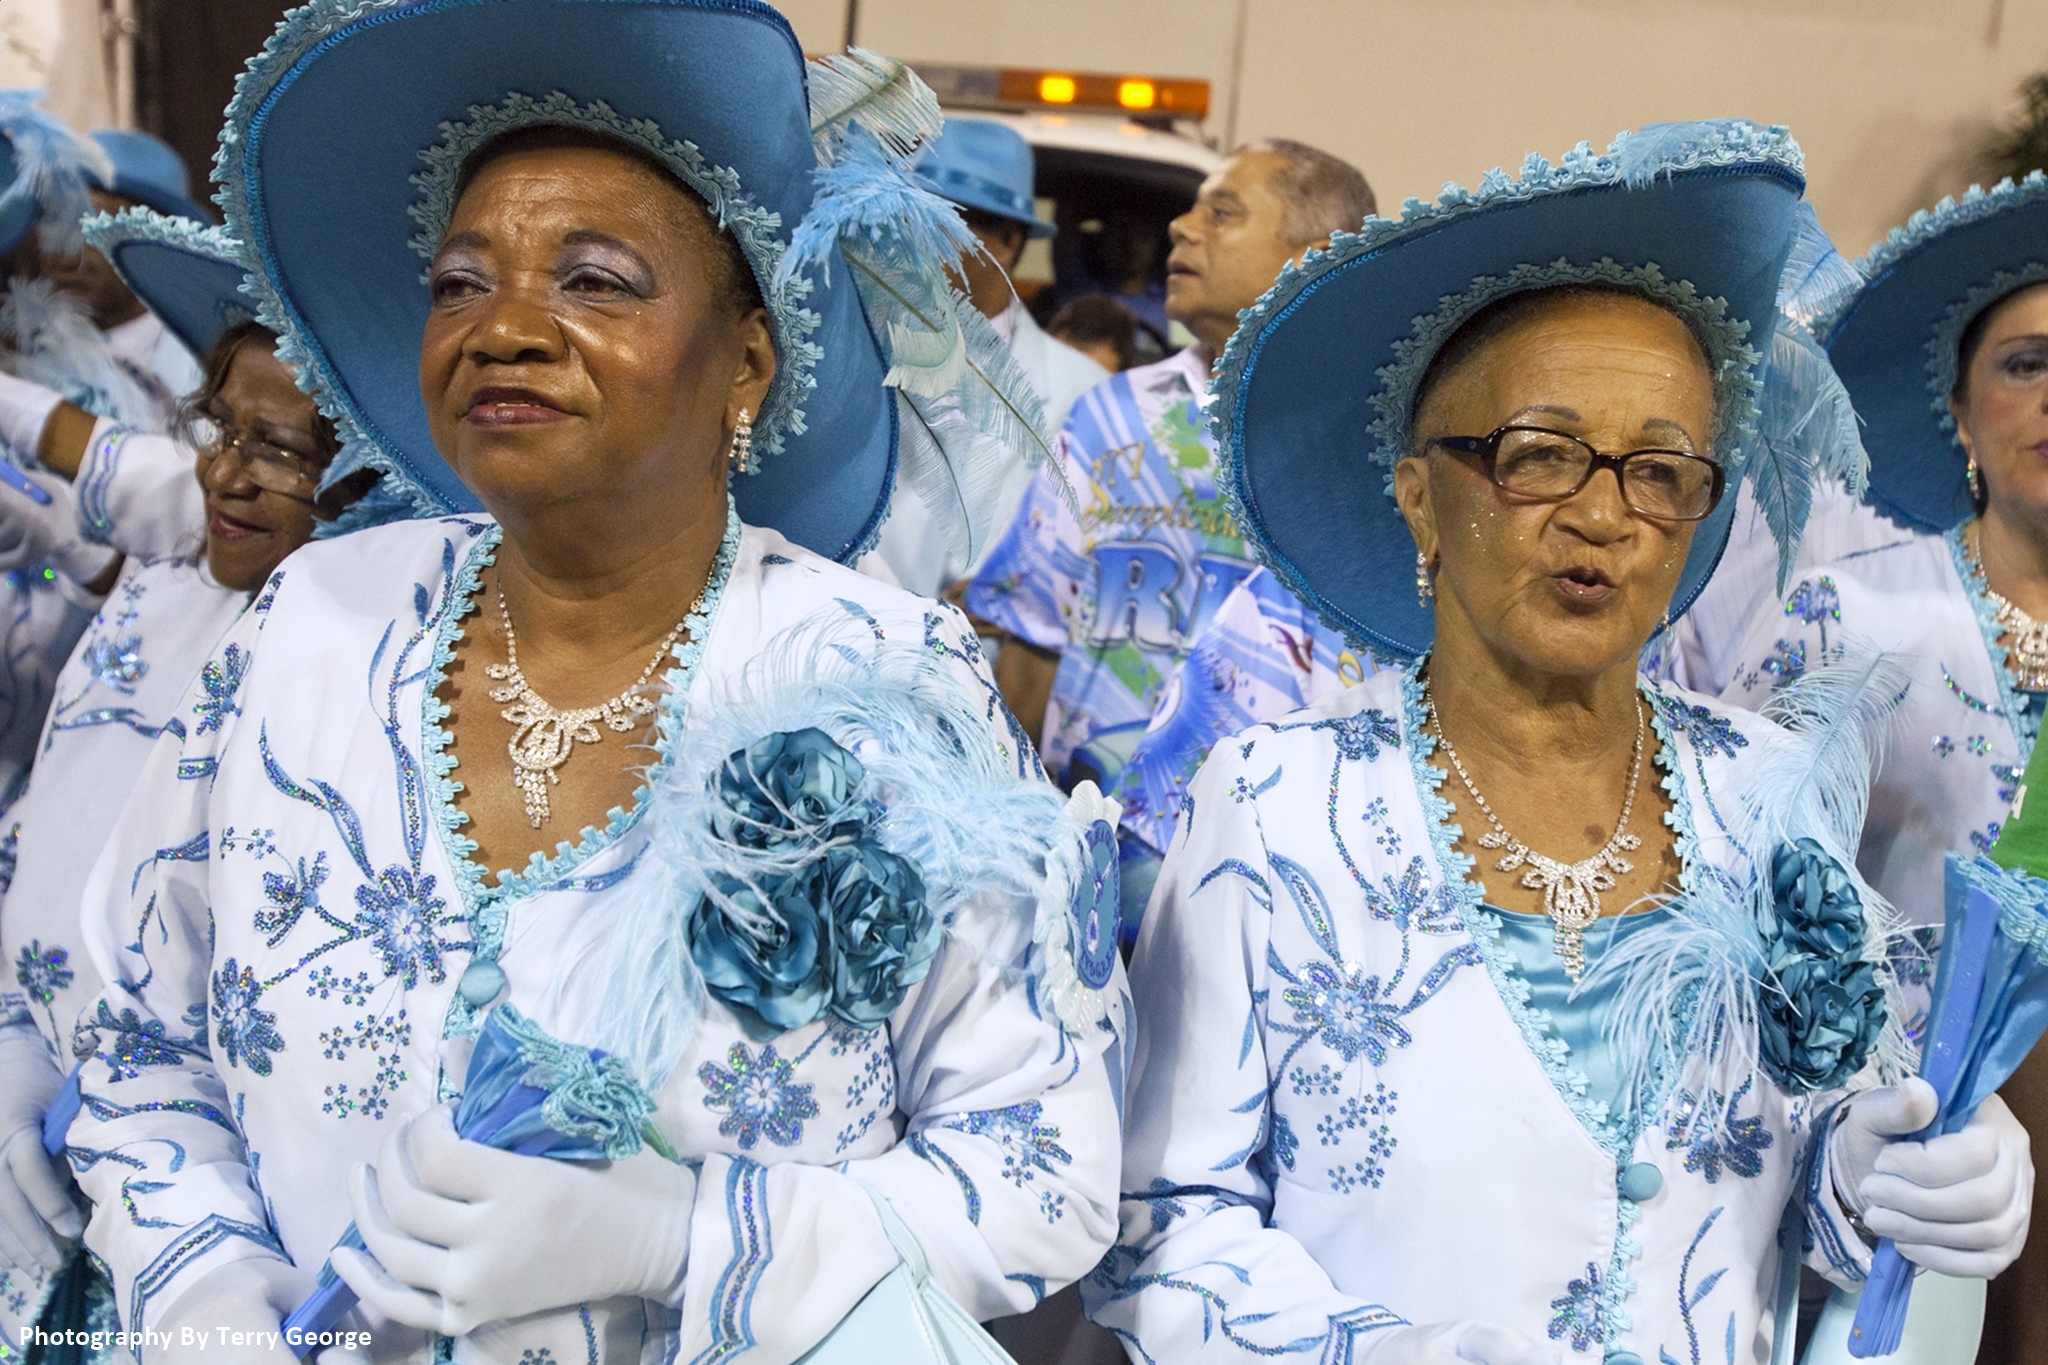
[435,230,487,255]
[1639,417,1699,444]
[1507,404,1581,423]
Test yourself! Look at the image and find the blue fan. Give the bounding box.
[1847,855,2048,1356]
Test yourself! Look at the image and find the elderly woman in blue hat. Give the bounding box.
[1690,173,2048,1357]
[0,209,376,1358]
[59,3,1123,1362]
[1082,124,2031,1365]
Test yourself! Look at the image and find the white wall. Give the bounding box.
[782,0,2048,257]
[0,0,118,132]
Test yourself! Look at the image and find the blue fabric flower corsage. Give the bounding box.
[1757,837,1887,1093]
[690,727,940,1038]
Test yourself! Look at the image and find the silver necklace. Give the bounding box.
[485,588,696,829]
[1971,525,2048,691]
[1426,684,1646,981]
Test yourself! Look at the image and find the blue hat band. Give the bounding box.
[923,165,1037,224]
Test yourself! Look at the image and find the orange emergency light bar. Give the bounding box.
[913,64,1210,120]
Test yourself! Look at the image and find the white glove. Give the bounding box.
[0,371,63,460]
[151,1256,312,1363]
[0,460,117,585]
[1358,1321,1561,1365]
[0,1028,81,1273]
[332,1105,697,1336]
[1830,1077,2033,1277]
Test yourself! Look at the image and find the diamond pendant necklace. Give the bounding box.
[1970,522,2048,691]
[1426,682,1646,981]
[484,586,698,829]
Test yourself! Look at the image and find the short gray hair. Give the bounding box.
[1239,138,1375,246]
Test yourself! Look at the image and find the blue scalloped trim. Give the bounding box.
[1211,122,1800,544]
[1946,525,2039,766]
[428,498,742,1042]
[406,90,821,467]
[213,0,820,515]
[81,205,246,270]
[1929,261,2048,442]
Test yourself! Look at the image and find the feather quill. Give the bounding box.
[1777,202,1863,335]
[0,276,164,432]
[0,92,111,257]
[806,48,943,166]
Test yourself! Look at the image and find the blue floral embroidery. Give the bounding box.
[83,1001,204,1080]
[1548,1262,1606,1351]
[1270,708,1400,763]
[698,1041,819,1149]
[941,1101,1073,1222]
[210,959,284,1075]
[1647,691,1749,760]
[255,853,327,947]
[83,633,147,692]
[1666,1081,1772,1182]
[193,644,250,734]
[15,940,71,1005]
[1662,1207,1732,1365]
[354,866,449,989]
[1268,1112,1299,1172]
[1784,576,1839,625]
[1760,638,1806,688]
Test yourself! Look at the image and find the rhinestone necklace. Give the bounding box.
[1426,682,1646,981]
[1970,523,2048,691]
[485,587,698,828]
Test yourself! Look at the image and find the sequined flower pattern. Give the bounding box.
[692,728,937,1036]
[14,941,71,1005]
[698,1041,819,1149]
[1757,838,1885,1094]
[211,958,284,1075]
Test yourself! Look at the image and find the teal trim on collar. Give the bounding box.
[1945,523,2039,769]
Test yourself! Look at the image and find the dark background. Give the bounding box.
[132,0,293,207]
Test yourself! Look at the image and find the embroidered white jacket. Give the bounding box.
[68,516,1123,1364]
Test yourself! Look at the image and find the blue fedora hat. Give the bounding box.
[216,1,1048,562]
[89,129,214,225]
[1819,174,2048,534]
[915,118,1053,239]
[83,207,254,361]
[0,91,112,258]
[1212,121,1866,660]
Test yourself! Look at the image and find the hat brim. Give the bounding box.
[223,0,897,562]
[1823,183,2048,534]
[105,178,217,229]
[1222,160,1800,660]
[95,227,254,361]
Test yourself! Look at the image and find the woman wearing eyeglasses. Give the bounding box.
[0,211,374,1355]
[1083,125,2030,1365]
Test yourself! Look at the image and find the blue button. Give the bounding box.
[1619,1162,1663,1202]
[1606,1352,1644,1365]
[457,960,505,1007]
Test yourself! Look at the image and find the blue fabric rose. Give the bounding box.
[1757,838,1886,1094]
[713,726,870,848]
[692,729,937,1037]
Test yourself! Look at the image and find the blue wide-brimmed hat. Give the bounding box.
[83,208,253,360]
[89,130,214,225]
[1214,121,1868,660]
[915,118,1053,239]
[218,0,1052,562]
[1819,174,2048,534]
[0,91,112,258]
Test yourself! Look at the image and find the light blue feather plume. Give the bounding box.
[596,624,1098,1090]
[1745,312,1871,594]
[1777,202,1863,335]
[1615,120,1759,189]
[805,47,942,166]
[779,128,1064,564]
[0,276,163,432]
[0,92,111,257]
[1590,653,1913,1142]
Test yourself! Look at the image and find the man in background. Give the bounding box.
[967,137,1374,922]
[868,117,1109,597]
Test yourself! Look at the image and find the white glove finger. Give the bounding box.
[1852,1078,1941,1139]
[347,1164,456,1295]
[0,1200,44,1273]
[1864,1198,2027,1253]
[1452,1321,1563,1365]
[369,1139,474,1249]
[1893,1239,2025,1279]
[1859,1157,2018,1225]
[0,1161,63,1273]
[328,1245,462,1338]
[6,1138,81,1239]
[403,1105,503,1204]
[1872,1124,2002,1186]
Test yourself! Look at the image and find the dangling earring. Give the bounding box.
[729,408,756,476]
[1415,549,1434,607]
[1967,455,1984,504]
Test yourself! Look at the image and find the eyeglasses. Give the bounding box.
[1430,423,1725,522]
[185,411,325,498]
